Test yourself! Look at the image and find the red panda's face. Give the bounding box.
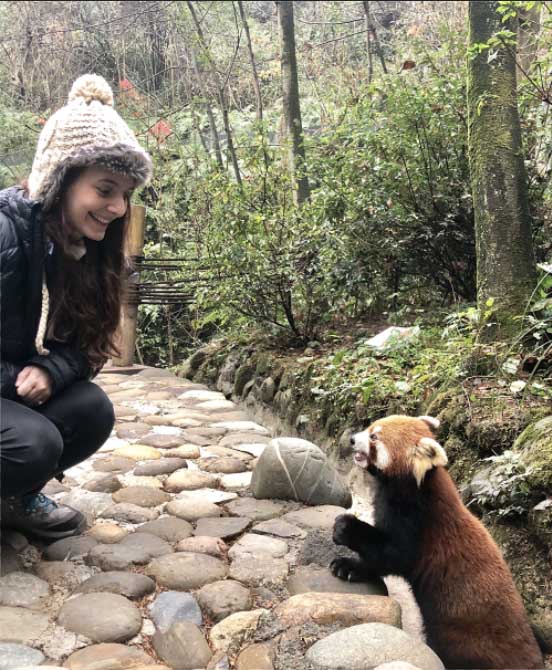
[351,415,447,485]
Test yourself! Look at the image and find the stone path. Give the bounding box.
[0,367,437,670]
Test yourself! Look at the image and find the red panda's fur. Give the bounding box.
[331,415,544,669]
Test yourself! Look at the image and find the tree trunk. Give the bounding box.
[277,0,310,206]
[361,1,373,83]
[237,0,263,122]
[189,48,224,168]
[363,1,387,76]
[468,0,536,335]
[187,0,242,188]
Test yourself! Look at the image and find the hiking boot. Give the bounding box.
[1,492,87,541]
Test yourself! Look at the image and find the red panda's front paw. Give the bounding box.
[333,513,360,547]
[330,556,366,582]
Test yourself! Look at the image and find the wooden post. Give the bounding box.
[112,204,146,367]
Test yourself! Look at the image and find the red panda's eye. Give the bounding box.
[370,433,379,441]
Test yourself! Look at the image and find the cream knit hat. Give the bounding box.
[28,74,152,211]
[28,74,152,357]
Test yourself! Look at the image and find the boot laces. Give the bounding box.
[23,492,58,515]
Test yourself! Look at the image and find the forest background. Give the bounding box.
[1,0,550,363]
[1,1,551,638]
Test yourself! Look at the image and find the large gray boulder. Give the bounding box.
[250,437,351,507]
[306,622,444,670]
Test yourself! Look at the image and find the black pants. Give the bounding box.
[0,381,114,498]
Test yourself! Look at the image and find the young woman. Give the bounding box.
[0,74,152,540]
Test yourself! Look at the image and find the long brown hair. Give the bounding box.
[34,169,130,370]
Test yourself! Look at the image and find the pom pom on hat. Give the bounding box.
[68,74,114,106]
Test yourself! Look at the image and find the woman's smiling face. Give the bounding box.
[61,166,135,242]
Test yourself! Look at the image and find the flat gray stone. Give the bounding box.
[177,488,238,504]
[219,432,271,448]
[86,543,152,570]
[165,470,219,492]
[283,505,346,530]
[176,536,229,559]
[287,566,387,596]
[252,518,306,539]
[44,536,98,562]
[194,516,251,540]
[224,498,288,522]
[153,621,212,669]
[57,593,142,643]
[35,561,94,587]
[137,517,193,543]
[0,607,50,644]
[119,532,173,557]
[0,643,45,669]
[220,472,253,491]
[63,642,155,669]
[82,474,122,493]
[251,438,351,507]
[197,580,252,622]
[149,591,203,632]
[92,456,135,473]
[76,571,156,599]
[306,623,444,670]
[229,534,288,560]
[200,458,248,474]
[86,532,172,570]
[116,422,151,439]
[211,421,268,434]
[229,555,289,587]
[58,490,113,524]
[166,498,223,522]
[0,572,49,608]
[180,430,214,447]
[233,443,267,458]
[204,446,254,462]
[146,553,227,589]
[134,458,187,476]
[100,502,160,524]
[139,434,186,449]
[112,485,170,507]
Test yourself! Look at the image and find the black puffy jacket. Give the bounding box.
[0,186,91,400]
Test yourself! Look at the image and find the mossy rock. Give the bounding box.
[486,519,551,616]
[255,352,273,376]
[444,434,480,489]
[187,347,209,373]
[233,364,256,396]
[513,416,552,492]
[528,503,552,551]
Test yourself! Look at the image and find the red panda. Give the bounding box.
[331,414,544,669]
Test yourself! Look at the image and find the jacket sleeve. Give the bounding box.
[26,343,93,395]
[0,360,24,399]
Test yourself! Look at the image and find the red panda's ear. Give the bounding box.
[418,415,440,431]
[411,437,448,486]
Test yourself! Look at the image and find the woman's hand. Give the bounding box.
[15,366,53,406]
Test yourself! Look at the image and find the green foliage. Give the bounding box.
[0,105,40,189]
[306,324,477,422]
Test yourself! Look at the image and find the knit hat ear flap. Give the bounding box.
[27,73,152,206]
